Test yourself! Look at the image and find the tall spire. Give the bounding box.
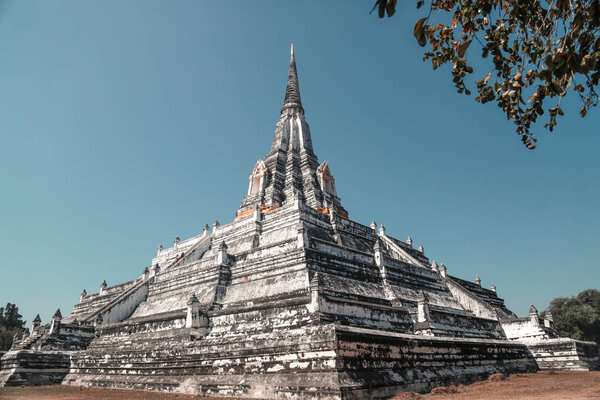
[237,44,347,220]
[282,43,303,113]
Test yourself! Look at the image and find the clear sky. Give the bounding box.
[0,1,598,325]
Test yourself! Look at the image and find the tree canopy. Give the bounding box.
[0,303,26,351]
[541,289,600,343]
[372,0,600,149]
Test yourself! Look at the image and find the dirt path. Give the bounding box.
[393,371,600,400]
[0,371,599,399]
[0,385,242,400]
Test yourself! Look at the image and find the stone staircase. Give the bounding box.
[10,332,47,351]
[70,279,139,321]
[449,275,516,318]
[64,314,338,398]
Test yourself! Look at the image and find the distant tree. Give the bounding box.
[0,303,26,351]
[541,289,600,343]
[371,0,600,149]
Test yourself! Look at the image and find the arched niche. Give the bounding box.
[248,160,268,196]
[317,161,337,197]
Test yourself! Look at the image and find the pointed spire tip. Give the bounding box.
[282,43,303,113]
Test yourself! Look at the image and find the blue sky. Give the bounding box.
[0,1,598,324]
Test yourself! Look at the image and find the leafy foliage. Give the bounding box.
[372,0,600,149]
[0,303,26,351]
[541,289,600,343]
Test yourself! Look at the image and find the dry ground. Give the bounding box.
[392,371,600,400]
[0,371,598,399]
[0,385,242,400]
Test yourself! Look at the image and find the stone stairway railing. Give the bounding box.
[10,332,45,351]
[81,236,212,326]
[444,277,499,320]
[82,276,154,325]
[162,234,212,272]
[380,234,426,268]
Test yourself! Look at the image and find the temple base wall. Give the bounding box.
[335,326,538,399]
[60,323,542,399]
[0,350,71,386]
[524,338,600,371]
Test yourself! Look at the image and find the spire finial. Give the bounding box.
[282,44,303,114]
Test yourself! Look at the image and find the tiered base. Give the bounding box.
[525,338,600,371]
[62,323,538,399]
[0,350,71,386]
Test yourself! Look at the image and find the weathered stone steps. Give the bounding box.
[0,350,71,387]
[64,325,340,398]
[334,326,538,399]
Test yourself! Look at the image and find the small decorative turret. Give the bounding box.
[370,220,377,230]
[217,241,228,265]
[186,293,201,329]
[379,224,386,236]
[439,263,447,278]
[406,236,413,248]
[32,314,41,333]
[544,310,554,328]
[475,275,481,286]
[186,292,199,307]
[529,304,539,326]
[418,245,424,253]
[529,304,538,314]
[141,266,150,280]
[157,244,163,256]
[308,272,321,313]
[373,238,384,267]
[22,328,30,341]
[416,292,430,323]
[151,263,160,275]
[100,280,107,295]
[491,283,497,293]
[80,289,87,303]
[203,224,210,237]
[431,260,439,273]
[12,332,20,348]
[50,308,62,334]
[174,236,181,248]
[213,220,220,234]
[186,292,208,335]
